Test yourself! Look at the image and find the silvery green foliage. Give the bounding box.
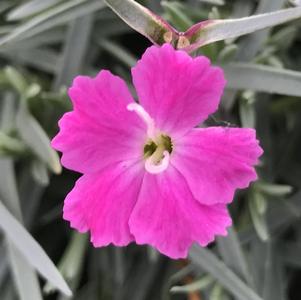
[0,0,301,299]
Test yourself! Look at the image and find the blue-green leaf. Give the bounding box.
[0,200,72,297]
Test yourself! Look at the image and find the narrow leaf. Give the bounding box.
[54,14,94,89]
[0,243,7,286]
[104,0,177,45]
[234,0,285,61]
[0,159,22,220]
[197,0,225,5]
[0,94,43,300]
[0,0,105,47]
[30,160,50,186]
[249,239,268,294]
[4,67,27,94]
[223,63,301,97]
[0,48,59,74]
[240,191,301,245]
[210,284,225,300]
[6,240,43,300]
[248,193,269,241]
[1,28,65,50]
[0,132,26,156]
[183,7,301,51]
[189,246,263,300]
[262,244,285,300]
[254,191,268,215]
[239,95,256,128]
[7,0,62,21]
[0,199,72,297]
[16,103,61,174]
[0,162,43,300]
[0,92,16,130]
[170,275,214,294]
[256,182,293,196]
[217,227,253,286]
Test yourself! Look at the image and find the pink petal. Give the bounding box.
[171,127,263,205]
[131,43,226,137]
[63,161,144,246]
[129,166,232,259]
[51,70,146,174]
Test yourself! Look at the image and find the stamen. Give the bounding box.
[145,150,170,174]
[127,103,156,139]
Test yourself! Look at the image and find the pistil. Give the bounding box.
[127,103,172,174]
[127,103,156,139]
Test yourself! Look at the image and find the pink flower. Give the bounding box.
[51,44,263,259]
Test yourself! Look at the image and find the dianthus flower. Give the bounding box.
[52,44,263,259]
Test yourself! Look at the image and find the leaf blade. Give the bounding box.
[184,7,301,51]
[104,0,177,45]
[6,240,43,300]
[16,103,61,174]
[223,63,301,97]
[6,0,62,21]
[0,0,105,47]
[189,246,263,300]
[0,200,72,297]
[217,227,253,286]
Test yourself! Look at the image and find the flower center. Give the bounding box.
[127,103,173,174]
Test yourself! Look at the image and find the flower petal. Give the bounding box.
[129,166,232,259]
[63,161,144,246]
[172,127,263,205]
[132,43,226,137]
[52,70,146,174]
